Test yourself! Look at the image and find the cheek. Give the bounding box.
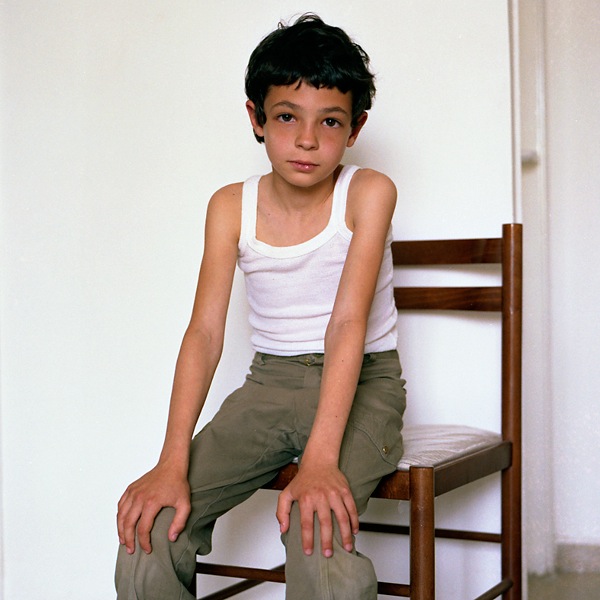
[263,135,288,164]
[324,133,354,154]
[262,122,284,142]
[323,126,353,144]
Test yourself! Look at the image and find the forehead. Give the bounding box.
[264,81,352,112]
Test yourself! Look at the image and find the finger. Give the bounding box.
[116,490,132,545]
[344,492,360,536]
[123,519,138,555]
[168,499,191,543]
[117,509,126,546]
[276,491,293,534]
[299,503,316,556]
[117,506,126,545]
[136,504,160,554]
[316,506,334,558]
[330,497,354,552]
[119,497,143,555]
[337,486,359,534]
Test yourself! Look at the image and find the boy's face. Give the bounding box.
[246,82,367,188]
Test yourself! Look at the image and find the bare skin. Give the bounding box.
[116,82,396,561]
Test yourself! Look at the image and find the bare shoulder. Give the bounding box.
[205,182,243,243]
[208,182,243,211]
[347,168,397,229]
[351,168,397,195]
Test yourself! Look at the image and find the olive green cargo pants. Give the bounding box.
[115,350,405,600]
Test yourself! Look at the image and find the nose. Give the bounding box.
[296,123,318,150]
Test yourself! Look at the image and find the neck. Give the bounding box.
[267,167,341,213]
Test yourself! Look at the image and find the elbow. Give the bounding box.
[183,322,224,363]
[324,316,367,349]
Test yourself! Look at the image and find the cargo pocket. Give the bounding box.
[345,404,404,470]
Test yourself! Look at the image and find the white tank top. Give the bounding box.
[237,164,398,356]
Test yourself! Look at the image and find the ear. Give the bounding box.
[246,100,265,139]
[346,112,368,148]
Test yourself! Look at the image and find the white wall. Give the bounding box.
[0,1,514,598]
[519,0,556,575]
[545,0,600,554]
[519,0,600,576]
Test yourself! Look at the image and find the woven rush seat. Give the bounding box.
[289,424,501,471]
[397,424,502,470]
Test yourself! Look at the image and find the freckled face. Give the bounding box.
[247,82,366,188]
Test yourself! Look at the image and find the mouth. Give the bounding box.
[289,160,318,171]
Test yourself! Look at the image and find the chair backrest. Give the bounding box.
[390,223,523,446]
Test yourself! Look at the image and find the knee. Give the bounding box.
[115,508,189,599]
[282,504,377,599]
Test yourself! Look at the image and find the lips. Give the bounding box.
[289,160,318,171]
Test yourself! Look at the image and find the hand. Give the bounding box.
[276,462,359,558]
[117,462,191,555]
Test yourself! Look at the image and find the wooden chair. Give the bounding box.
[192,223,522,600]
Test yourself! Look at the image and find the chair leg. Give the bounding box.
[410,467,435,600]
[502,464,522,600]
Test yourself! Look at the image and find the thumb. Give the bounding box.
[276,490,293,534]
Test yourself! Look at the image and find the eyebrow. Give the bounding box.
[270,101,350,116]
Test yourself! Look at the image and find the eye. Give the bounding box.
[323,117,341,128]
[277,113,295,123]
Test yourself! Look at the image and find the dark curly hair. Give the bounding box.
[245,14,376,143]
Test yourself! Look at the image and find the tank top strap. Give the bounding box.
[239,174,261,252]
[240,166,359,251]
[331,165,360,233]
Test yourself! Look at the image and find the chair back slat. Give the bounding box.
[394,286,502,312]
[392,223,522,444]
[392,238,503,266]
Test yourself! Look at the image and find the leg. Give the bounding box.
[284,504,379,600]
[284,351,406,600]
[116,355,305,600]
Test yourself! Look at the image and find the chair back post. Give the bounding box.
[500,223,523,599]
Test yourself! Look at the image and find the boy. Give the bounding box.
[116,14,406,600]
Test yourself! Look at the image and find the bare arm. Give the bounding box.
[117,184,241,554]
[276,169,397,557]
